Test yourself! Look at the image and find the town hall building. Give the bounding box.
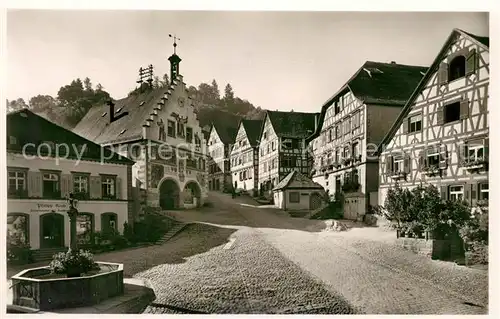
[74,41,209,210]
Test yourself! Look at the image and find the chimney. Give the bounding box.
[107,100,115,123]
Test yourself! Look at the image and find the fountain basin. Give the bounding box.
[11,262,124,311]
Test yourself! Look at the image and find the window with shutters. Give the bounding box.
[448,56,466,81]
[186,127,193,143]
[467,143,484,163]
[73,174,89,199]
[177,122,185,138]
[101,176,116,199]
[426,148,440,167]
[167,120,176,137]
[479,183,488,200]
[449,185,464,201]
[8,169,27,198]
[444,102,460,123]
[343,146,350,159]
[42,172,60,199]
[289,191,300,203]
[393,155,404,174]
[408,114,422,133]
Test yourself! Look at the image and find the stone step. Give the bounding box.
[156,223,188,244]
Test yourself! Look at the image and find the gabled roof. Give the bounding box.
[376,28,489,155]
[273,170,323,191]
[265,110,318,139]
[211,122,238,145]
[73,78,188,145]
[307,61,428,142]
[7,109,133,165]
[241,119,263,147]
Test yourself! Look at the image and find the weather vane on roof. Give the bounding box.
[169,34,180,54]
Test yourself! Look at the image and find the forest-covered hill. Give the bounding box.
[6,73,266,132]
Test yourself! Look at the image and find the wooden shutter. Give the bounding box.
[438,62,449,85]
[439,144,448,169]
[60,174,72,198]
[466,49,477,75]
[27,171,42,198]
[440,185,448,200]
[464,183,472,205]
[471,183,478,207]
[436,105,444,125]
[116,177,122,200]
[483,138,489,162]
[418,151,425,171]
[459,99,469,120]
[89,176,102,199]
[385,155,393,175]
[460,143,468,166]
[404,154,411,174]
[402,118,409,134]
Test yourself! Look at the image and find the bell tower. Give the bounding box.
[168,34,182,84]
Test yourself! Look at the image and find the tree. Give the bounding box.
[160,73,170,87]
[152,76,160,89]
[224,83,234,101]
[95,83,103,91]
[7,98,28,112]
[29,95,58,113]
[211,79,220,100]
[83,77,93,92]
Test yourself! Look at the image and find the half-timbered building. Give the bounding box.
[258,111,318,194]
[207,122,238,192]
[230,119,263,195]
[7,109,134,258]
[74,44,208,210]
[307,61,427,220]
[377,29,489,208]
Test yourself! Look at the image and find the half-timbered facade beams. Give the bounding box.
[378,30,489,207]
[230,124,258,192]
[258,116,280,190]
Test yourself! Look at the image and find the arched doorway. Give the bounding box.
[159,178,180,210]
[309,192,324,210]
[183,181,202,208]
[40,212,65,249]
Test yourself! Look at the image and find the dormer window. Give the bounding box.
[449,55,466,81]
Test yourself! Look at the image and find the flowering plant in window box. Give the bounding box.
[422,165,440,177]
[390,171,407,181]
[464,157,488,171]
[341,158,352,166]
[7,188,28,199]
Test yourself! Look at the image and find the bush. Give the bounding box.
[49,249,99,277]
[131,207,174,243]
[7,233,33,265]
[464,242,488,265]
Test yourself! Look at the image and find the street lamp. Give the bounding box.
[67,193,79,251]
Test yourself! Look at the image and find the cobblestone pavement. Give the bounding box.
[162,191,488,314]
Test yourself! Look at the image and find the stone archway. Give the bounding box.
[183,180,202,208]
[159,178,181,210]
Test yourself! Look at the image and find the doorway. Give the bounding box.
[40,213,65,248]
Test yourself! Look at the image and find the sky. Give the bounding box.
[6,11,488,113]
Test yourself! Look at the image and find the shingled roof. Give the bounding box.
[7,109,133,165]
[241,119,264,147]
[307,61,427,141]
[376,28,489,155]
[266,111,319,139]
[73,79,186,145]
[212,122,238,145]
[273,170,323,191]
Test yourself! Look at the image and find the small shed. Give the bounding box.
[272,170,326,211]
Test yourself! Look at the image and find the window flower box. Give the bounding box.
[8,188,28,199]
[422,165,440,177]
[464,159,488,171]
[390,171,407,181]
